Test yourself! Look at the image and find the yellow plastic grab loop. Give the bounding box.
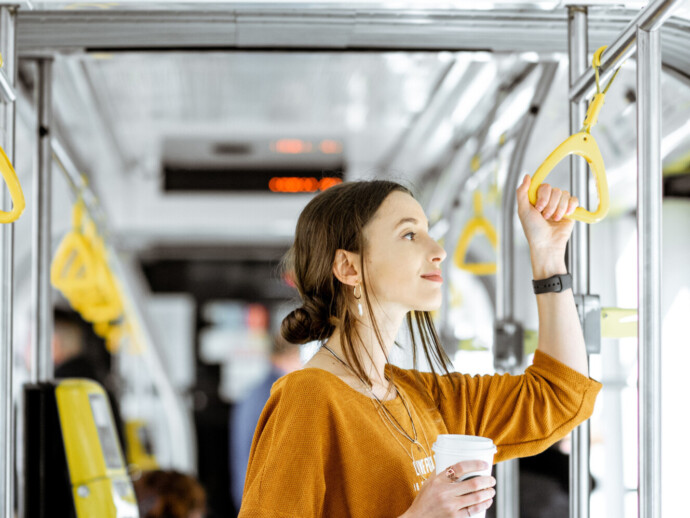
[0,145,26,224]
[93,321,113,339]
[51,203,99,294]
[0,53,24,223]
[528,45,618,225]
[454,192,498,275]
[528,132,610,224]
[52,202,123,324]
[94,321,125,353]
[77,222,123,323]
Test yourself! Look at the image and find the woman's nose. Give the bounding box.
[431,239,447,263]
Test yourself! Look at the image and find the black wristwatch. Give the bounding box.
[532,273,572,294]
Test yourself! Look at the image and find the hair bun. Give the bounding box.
[281,307,313,344]
[281,301,334,344]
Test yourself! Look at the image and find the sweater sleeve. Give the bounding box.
[238,375,329,518]
[429,350,602,462]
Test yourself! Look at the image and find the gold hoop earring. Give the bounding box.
[354,284,363,316]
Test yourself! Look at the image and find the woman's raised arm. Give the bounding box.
[516,174,589,376]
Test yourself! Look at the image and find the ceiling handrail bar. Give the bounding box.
[569,0,686,103]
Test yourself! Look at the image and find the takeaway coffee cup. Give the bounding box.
[432,435,497,518]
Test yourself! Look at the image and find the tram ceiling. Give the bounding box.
[13,6,690,76]
[10,2,690,251]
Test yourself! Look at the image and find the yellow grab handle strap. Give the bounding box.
[593,46,606,68]
[0,145,25,224]
[582,93,606,133]
[528,132,610,224]
[72,199,85,230]
[472,191,483,216]
[454,217,498,276]
[51,233,98,291]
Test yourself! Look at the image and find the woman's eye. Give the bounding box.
[403,232,416,241]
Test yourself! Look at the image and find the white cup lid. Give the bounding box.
[432,434,497,453]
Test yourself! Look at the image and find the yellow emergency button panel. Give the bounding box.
[55,379,139,518]
[72,477,139,518]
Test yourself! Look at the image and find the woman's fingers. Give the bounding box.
[532,182,580,221]
[448,460,490,480]
[552,191,571,221]
[450,475,495,496]
[454,487,496,512]
[541,187,562,219]
[535,183,552,212]
[463,497,495,516]
[566,196,580,216]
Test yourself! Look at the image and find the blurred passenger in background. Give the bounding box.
[133,469,206,518]
[52,307,126,450]
[229,334,302,510]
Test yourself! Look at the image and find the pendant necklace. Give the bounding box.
[321,344,432,469]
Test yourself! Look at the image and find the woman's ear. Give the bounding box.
[332,249,361,287]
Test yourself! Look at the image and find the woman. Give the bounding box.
[239,175,601,518]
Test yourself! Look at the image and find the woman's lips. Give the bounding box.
[421,274,443,283]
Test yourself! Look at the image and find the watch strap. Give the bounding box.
[532,273,572,294]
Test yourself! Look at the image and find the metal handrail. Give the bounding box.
[0,7,17,518]
[569,0,687,103]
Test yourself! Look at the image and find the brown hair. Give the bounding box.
[133,470,206,518]
[281,180,456,400]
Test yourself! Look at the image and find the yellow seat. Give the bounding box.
[454,192,497,276]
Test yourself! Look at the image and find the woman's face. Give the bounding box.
[361,191,447,316]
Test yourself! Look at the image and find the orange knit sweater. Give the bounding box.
[238,350,602,518]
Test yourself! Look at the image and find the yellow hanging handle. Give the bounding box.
[454,192,498,275]
[528,46,619,225]
[0,144,26,223]
[51,201,99,295]
[75,220,123,323]
[0,55,24,224]
[528,131,610,224]
[51,201,123,324]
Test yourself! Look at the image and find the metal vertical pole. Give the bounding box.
[30,59,54,384]
[496,460,519,518]
[568,7,591,518]
[636,26,662,518]
[0,6,17,518]
[494,61,558,518]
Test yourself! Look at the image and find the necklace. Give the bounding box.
[323,344,426,449]
[321,344,434,480]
